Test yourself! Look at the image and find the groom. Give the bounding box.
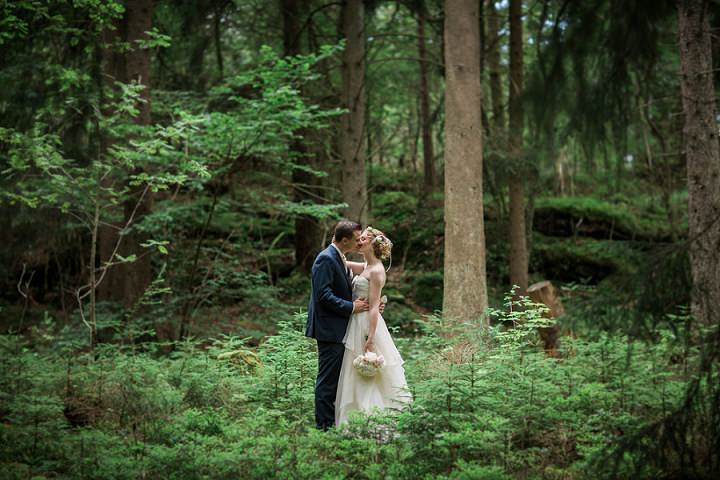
[305,220,371,430]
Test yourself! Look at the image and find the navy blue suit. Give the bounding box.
[305,245,354,429]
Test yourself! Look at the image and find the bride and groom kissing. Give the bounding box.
[305,220,412,430]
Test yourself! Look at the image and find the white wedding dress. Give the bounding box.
[335,275,412,426]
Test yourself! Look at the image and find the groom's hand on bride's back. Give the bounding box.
[351,298,386,314]
[353,298,369,313]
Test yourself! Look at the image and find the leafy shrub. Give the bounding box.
[533,196,680,242]
[0,300,702,479]
[531,233,641,283]
[410,271,443,311]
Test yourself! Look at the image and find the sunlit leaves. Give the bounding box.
[135,27,172,49]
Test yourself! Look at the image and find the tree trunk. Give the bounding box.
[443,0,488,323]
[120,0,154,307]
[89,201,100,348]
[508,0,528,296]
[485,0,506,220]
[376,119,384,165]
[126,0,152,125]
[283,0,320,273]
[487,0,505,135]
[98,1,154,308]
[340,0,368,224]
[214,5,224,79]
[418,5,435,195]
[282,0,301,65]
[98,18,124,302]
[527,280,563,356]
[677,0,720,328]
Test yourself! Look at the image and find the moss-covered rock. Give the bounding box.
[530,233,641,283]
[533,196,683,242]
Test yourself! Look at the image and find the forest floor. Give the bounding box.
[1,279,698,479]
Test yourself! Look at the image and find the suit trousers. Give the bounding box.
[315,340,345,430]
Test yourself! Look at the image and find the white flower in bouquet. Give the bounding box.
[353,351,385,377]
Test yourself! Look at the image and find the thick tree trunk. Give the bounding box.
[417,6,435,195]
[340,0,368,224]
[283,0,320,273]
[478,0,485,76]
[443,0,488,323]
[98,20,124,302]
[120,0,154,307]
[677,0,720,327]
[508,0,528,296]
[98,1,154,307]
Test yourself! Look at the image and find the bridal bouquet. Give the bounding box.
[353,351,385,377]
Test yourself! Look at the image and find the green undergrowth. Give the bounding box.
[0,296,696,479]
[533,196,685,242]
[531,233,642,283]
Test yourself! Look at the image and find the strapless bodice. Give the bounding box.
[352,275,369,300]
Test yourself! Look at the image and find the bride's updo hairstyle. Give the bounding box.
[364,226,393,261]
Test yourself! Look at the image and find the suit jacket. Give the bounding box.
[305,245,354,343]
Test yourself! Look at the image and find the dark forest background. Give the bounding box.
[1,1,719,478]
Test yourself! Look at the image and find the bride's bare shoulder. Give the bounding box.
[368,265,386,284]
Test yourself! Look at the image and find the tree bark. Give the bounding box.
[340,0,368,224]
[443,0,488,323]
[126,0,153,125]
[98,0,154,308]
[418,5,435,195]
[677,0,720,328]
[214,5,224,79]
[486,0,505,134]
[508,0,528,296]
[527,280,563,356]
[98,18,124,302]
[121,0,154,307]
[283,0,320,273]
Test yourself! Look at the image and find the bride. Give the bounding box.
[335,226,412,426]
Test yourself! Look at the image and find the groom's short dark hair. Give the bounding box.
[333,220,361,241]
